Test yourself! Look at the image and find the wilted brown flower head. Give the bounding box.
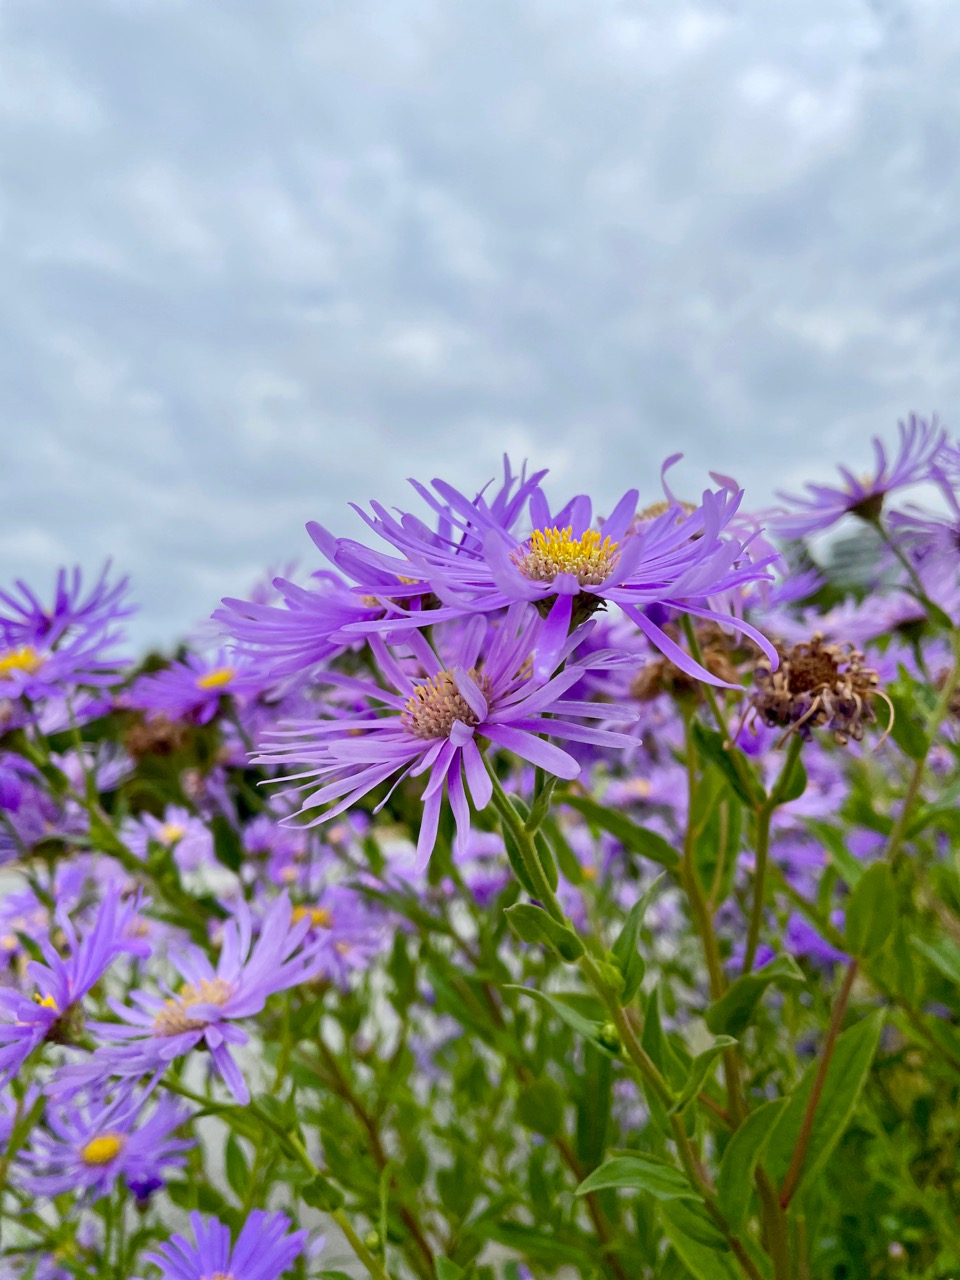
[123,713,189,760]
[751,634,886,745]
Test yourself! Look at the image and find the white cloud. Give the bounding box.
[1,0,957,647]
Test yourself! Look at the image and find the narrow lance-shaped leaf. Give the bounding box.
[506,986,619,1057]
[611,874,665,1004]
[669,1037,738,1114]
[706,955,805,1038]
[562,794,680,869]
[504,902,584,962]
[717,1099,787,1231]
[575,1155,699,1202]
[845,862,897,959]
[763,1010,885,1200]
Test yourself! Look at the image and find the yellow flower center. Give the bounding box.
[0,645,45,679]
[196,666,235,691]
[515,527,619,587]
[159,822,186,844]
[152,977,234,1036]
[402,669,492,740]
[33,993,58,1011]
[81,1132,126,1166]
[581,864,597,881]
[292,906,334,928]
[205,1273,237,1280]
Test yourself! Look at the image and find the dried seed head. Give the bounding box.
[123,714,189,760]
[751,634,883,745]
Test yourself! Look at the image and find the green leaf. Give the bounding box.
[575,1155,698,1202]
[506,986,618,1057]
[611,874,665,1004]
[764,1010,884,1199]
[210,814,243,872]
[642,985,685,1089]
[717,1100,787,1231]
[562,794,680,868]
[808,821,863,888]
[576,1041,613,1170]
[517,1078,565,1138]
[224,1133,249,1202]
[882,672,930,761]
[911,935,960,984]
[510,795,559,891]
[705,955,805,1038]
[669,1037,738,1114]
[692,723,765,807]
[906,801,960,840]
[436,1262,465,1280]
[474,1220,597,1269]
[504,903,584,962]
[300,1172,345,1212]
[845,862,897,959]
[660,1201,740,1270]
[501,821,538,897]
[541,815,584,885]
[770,752,807,805]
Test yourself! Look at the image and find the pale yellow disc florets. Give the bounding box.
[0,645,45,679]
[515,527,619,587]
[402,670,492,740]
[196,667,235,691]
[152,977,234,1036]
[81,1132,126,1166]
[292,905,334,929]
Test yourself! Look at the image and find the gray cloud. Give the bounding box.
[1,0,957,646]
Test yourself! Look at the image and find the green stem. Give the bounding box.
[743,804,773,976]
[485,759,566,922]
[743,733,803,975]
[161,1080,392,1280]
[492,756,771,1280]
[779,959,859,1208]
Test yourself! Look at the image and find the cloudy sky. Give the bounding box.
[2,0,957,648]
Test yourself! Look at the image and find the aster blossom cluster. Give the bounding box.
[1,428,960,1279]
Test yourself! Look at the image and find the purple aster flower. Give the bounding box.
[20,1085,191,1202]
[123,806,215,875]
[0,891,147,1086]
[886,460,960,604]
[0,563,133,648]
[216,569,387,679]
[127,650,265,725]
[0,564,133,700]
[218,458,548,680]
[0,753,38,813]
[333,462,778,683]
[288,885,387,986]
[771,414,947,539]
[82,894,323,1104]
[144,1210,307,1280]
[258,606,639,870]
